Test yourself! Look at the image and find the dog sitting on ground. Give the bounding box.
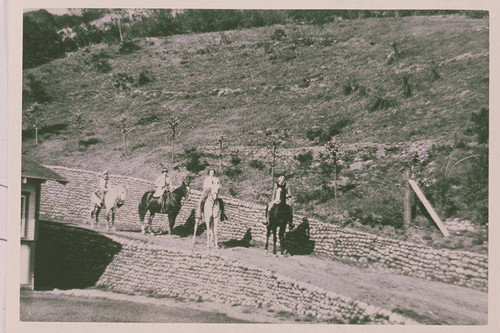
[219,228,252,248]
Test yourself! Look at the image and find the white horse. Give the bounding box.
[192,183,221,249]
[90,185,127,231]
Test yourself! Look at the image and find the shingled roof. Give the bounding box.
[22,157,68,184]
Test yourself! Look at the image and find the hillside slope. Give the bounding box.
[22,15,489,251]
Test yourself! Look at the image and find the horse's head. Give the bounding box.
[116,185,128,207]
[209,182,220,200]
[178,182,191,201]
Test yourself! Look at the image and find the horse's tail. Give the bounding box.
[138,191,152,222]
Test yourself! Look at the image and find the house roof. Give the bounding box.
[22,157,68,184]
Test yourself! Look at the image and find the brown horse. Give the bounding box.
[138,182,190,235]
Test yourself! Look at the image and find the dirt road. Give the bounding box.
[20,290,254,323]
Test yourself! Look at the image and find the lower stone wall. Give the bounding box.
[40,166,488,291]
[97,234,413,324]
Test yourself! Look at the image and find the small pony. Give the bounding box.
[90,184,127,231]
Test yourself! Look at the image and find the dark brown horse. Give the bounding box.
[266,186,293,254]
[138,182,190,235]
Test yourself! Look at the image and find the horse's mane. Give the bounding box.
[172,182,187,195]
[108,184,126,196]
[276,186,286,204]
[168,182,188,202]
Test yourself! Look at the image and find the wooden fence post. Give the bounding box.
[404,169,412,228]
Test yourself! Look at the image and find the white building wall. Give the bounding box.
[21,182,36,240]
[21,181,38,289]
[20,244,31,286]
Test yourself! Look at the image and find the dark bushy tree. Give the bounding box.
[24,74,51,104]
[470,107,488,144]
[23,13,65,68]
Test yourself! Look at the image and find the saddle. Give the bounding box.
[152,190,170,213]
[199,197,227,221]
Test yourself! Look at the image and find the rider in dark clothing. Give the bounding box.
[265,175,292,224]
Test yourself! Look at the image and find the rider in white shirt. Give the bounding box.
[198,169,218,218]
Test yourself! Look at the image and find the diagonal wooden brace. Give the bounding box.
[408,179,450,237]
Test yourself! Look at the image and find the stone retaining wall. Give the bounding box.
[40,166,488,291]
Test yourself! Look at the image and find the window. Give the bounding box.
[21,193,29,238]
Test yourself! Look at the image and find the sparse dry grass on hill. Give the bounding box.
[22,15,488,252]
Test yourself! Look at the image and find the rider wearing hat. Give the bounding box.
[99,170,110,207]
[155,167,171,212]
[92,170,110,218]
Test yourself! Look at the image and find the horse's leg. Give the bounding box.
[206,217,210,248]
[192,217,199,248]
[214,215,219,249]
[168,214,176,234]
[111,207,116,231]
[106,210,111,231]
[139,199,147,234]
[91,204,97,219]
[90,204,97,227]
[279,224,286,254]
[147,212,155,234]
[140,211,146,234]
[94,206,102,229]
[273,227,277,255]
[265,226,271,250]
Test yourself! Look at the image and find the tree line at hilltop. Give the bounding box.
[23,9,488,69]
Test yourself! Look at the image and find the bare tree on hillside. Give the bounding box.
[266,128,290,188]
[74,110,87,150]
[24,102,45,145]
[166,113,180,165]
[218,135,225,173]
[323,138,344,213]
[119,114,135,157]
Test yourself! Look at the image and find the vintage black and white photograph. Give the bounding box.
[14,6,491,326]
